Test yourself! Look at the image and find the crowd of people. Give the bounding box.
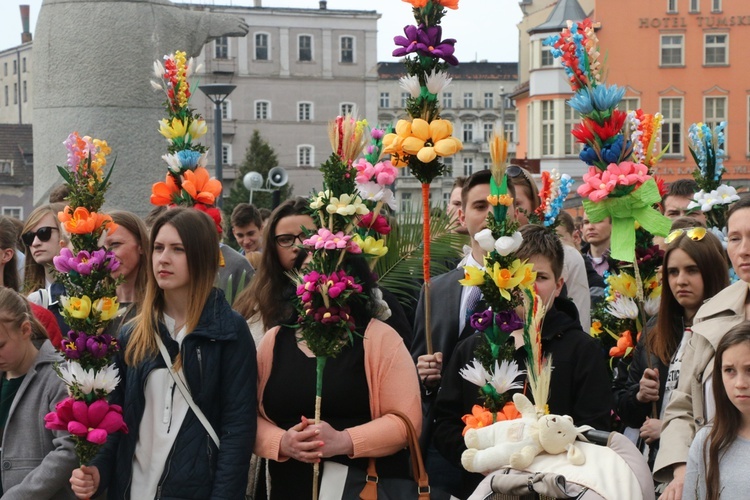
[1,170,749,500]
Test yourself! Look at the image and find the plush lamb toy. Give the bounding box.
[462,393,593,474]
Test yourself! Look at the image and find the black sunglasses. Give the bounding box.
[22,226,58,247]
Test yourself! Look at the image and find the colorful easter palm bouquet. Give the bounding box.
[383,0,463,354]
[44,133,128,465]
[546,19,671,368]
[457,132,539,433]
[687,121,737,247]
[149,51,223,233]
[526,169,576,229]
[293,115,393,499]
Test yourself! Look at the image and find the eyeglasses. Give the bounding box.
[664,226,707,244]
[275,233,306,248]
[22,226,58,247]
[507,165,533,185]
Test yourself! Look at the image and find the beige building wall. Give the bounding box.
[0,43,32,125]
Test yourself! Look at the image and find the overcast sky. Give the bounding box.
[0,0,522,63]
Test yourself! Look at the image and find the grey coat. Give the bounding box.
[1,340,77,499]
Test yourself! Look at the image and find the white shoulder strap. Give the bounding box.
[155,336,220,448]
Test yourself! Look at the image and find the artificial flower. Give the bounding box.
[60,295,92,320]
[607,161,650,187]
[461,405,493,435]
[352,235,388,257]
[357,182,396,209]
[59,207,114,236]
[392,25,420,58]
[45,398,127,445]
[401,118,463,163]
[469,309,494,332]
[58,362,121,395]
[326,194,369,217]
[460,266,485,287]
[489,359,525,395]
[459,359,491,387]
[382,120,412,167]
[494,231,523,256]
[474,228,496,253]
[414,25,458,66]
[188,119,207,140]
[150,174,180,206]
[182,167,222,205]
[495,310,524,333]
[158,117,188,140]
[590,320,603,337]
[425,70,452,95]
[399,74,421,98]
[491,263,525,301]
[192,203,223,235]
[606,296,639,319]
[609,330,634,358]
[354,159,398,186]
[93,297,120,322]
[357,212,391,234]
[578,166,617,202]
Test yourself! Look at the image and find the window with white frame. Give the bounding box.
[463,92,473,109]
[401,92,409,108]
[0,160,11,175]
[442,92,452,109]
[504,122,516,143]
[705,96,727,132]
[443,156,453,170]
[380,92,390,108]
[620,97,641,113]
[542,100,555,156]
[298,145,314,167]
[704,34,728,65]
[661,97,683,155]
[483,122,494,142]
[221,100,231,120]
[463,123,474,143]
[690,0,700,12]
[22,81,26,103]
[667,0,678,13]
[215,37,229,59]
[660,35,684,66]
[299,35,313,62]
[12,60,16,75]
[255,100,270,120]
[541,45,555,67]
[463,157,474,176]
[712,0,721,13]
[564,105,579,156]
[222,144,232,165]
[3,86,7,106]
[442,191,450,205]
[484,93,494,109]
[340,102,354,115]
[13,83,17,105]
[400,192,412,213]
[298,102,313,121]
[340,36,354,63]
[255,33,269,61]
[2,207,21,219]
[483,157,491,170]
[22,58,26,73]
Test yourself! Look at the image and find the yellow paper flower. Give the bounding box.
[401,118,463,163]
[512,259,537,288]
[158,117,188,140]
[353,235,388,257]
[188,119,207,140]
[93,297,120,321]
[60,295,92,320]
[491,263,525,300]
[382,120,412,167]
[325,194,369,216]
[459,266,485,286]
[590,320,603,337]
[607,272,637,299]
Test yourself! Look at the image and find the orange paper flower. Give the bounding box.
[182,167,222,205]
[151,174,180,206]
[609,330,635,358]
[402,0,459,9]
[59,207,116,235]
[461,402,521,436]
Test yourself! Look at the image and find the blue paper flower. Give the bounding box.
[592,84,625,112]
[568,89,594,115]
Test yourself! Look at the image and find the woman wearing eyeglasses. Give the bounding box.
[613,218,728,473]
[233,197,317,345]
[654,197,750,500]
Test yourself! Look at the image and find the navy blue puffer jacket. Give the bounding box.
[91,289,257,499]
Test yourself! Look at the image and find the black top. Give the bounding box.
[432,299,613,498]
[264,327,407,499]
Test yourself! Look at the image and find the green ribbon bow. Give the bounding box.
[582,178,671,262]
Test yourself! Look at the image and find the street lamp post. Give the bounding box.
[199,84,236,208]
[499,85,507,139]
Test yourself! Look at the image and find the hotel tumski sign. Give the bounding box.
[639,15,750,29]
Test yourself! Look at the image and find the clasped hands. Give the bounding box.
[280,416,354,464]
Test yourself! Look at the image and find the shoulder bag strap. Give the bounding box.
[155,335,220,449]
[360,411,431,500]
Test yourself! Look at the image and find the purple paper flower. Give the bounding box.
[86,336,110,358]
[495,310,524,333]
[62,331,90,359]
[53,248,121,275]
[393,25,420,58]
[416,25,459,66]
[470,309,494,332]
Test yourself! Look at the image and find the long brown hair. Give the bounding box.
[0,216,20,291]
[705,323,750,500]
[649,228,728,365]
[0,287,48,342]
[21,203,66,294]
[125,208,219,367]
[233,197,309,328]
[109,210,150,306]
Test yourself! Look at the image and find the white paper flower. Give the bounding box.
[162,153,182,174]
[716,184,740,205]
[709,226,728,249]
[398,74,421,98]
[459,359,491,388]
[489,359,526,394]
[494,231,523,256]
[59,362,121,395]
[606,296,640,319]
[153,60,165,78]
[357,182,396,210]
[690,189,721,212]
[93,364,122,394]
[644,296,660,317]
[474,229,496,253]
[150,80,163,91]
[426,70,452,95]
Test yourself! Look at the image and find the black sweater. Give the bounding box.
[432,299,612,498]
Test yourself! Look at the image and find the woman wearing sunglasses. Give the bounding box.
[655,196,750,500]
[613,218,728,474]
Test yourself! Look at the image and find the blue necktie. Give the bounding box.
[465,286,483,324]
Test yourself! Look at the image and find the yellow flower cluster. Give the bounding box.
[460,259,536,301]
[61,295,120,321]
[487,194,513,207]
[383,118,463,166]
[158,117,207,142]
[174,51,190,108]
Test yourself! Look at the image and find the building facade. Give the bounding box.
[378,62,519,213]
[189,2,380,199]
[0,124,33,220]
[0,42,32,126]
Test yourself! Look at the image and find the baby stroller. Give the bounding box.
[467,430,655,500]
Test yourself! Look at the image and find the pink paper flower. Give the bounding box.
[607,161,650,187]
[354,159,398,186]
[45,397,127,445]
[303,228,361,253]
[577,166,617,202]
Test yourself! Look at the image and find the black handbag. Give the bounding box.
[319,410,457,499]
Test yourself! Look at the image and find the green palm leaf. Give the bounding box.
[376,205,468,307]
